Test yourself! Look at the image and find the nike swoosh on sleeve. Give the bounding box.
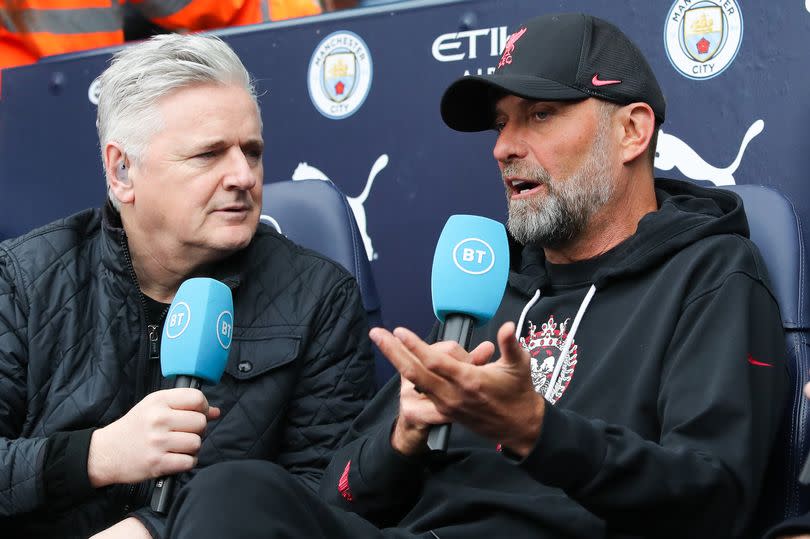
[747,353,773,367]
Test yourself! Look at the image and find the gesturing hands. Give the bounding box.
[370,321,545,458]
[388,337,495,456]
[87,388,220,487]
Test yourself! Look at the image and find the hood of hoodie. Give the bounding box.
[508,178,749,297]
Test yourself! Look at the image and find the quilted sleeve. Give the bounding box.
[274,274,376,492]
[0,248,49,515]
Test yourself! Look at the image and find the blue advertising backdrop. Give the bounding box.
[1,0,808,337]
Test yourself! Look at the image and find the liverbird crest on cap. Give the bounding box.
[497,27,527,70]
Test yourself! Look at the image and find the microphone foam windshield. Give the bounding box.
[161,278,234,384]
[431,215,509,326]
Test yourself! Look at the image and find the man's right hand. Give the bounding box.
[87,388,220,487]
[381,336,495,456]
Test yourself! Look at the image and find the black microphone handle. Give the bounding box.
[426,314,475,452]
[150,375,202,514]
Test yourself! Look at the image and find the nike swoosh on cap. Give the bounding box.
[591,73,622,87]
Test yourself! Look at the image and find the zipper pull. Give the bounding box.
[148,325,160,359]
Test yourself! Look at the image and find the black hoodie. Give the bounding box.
[319,179,788,539]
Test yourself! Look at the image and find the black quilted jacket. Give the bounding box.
[0,206,376,538]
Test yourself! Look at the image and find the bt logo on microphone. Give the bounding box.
[452,237,496,275]
[166,302,192,339]
[216,310,234,350]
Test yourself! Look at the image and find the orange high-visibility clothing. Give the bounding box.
[0,0,322,70]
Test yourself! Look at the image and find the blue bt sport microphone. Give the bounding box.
[150,278,234,514]
[428,215,509,452]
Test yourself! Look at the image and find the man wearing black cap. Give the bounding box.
[166,13,787,539]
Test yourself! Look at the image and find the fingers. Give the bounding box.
[162,387,210,413]
[165,409,209,434]
[434,339,495,366]
[160,389,220,420]
[497,322,526,365]
[147,389,220,438]
[388,326,435,363]
[468,341,496,366]
[399,394,451,425]
[432,340,470,362]
[150,430,204,477]
[370,327,446,392]
[399,376,451,422]
[399,376,421,397]
[163,431,203,456]
[428,335,494,367]
[372,325,494,389]
[155,452,198,477]
[394,373,453,456]
[392,326,469,382]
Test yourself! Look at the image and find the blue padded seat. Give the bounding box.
[261,179,395,388]
[722,185,809,533]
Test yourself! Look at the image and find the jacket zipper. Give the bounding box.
[119,232,168,515]
[147,323,163,389]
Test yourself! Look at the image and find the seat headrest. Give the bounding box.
[261,179,381,313]
[722,185,808,329]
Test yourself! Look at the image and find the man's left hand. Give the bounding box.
[370,321,545,457]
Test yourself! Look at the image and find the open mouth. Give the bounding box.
[506,179,545,197]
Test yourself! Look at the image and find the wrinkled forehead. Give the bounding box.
[140,84,262,152]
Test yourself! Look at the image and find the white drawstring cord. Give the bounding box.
[545,284,596,400]
[515,289,541,339]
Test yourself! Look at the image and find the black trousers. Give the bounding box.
[166,460,426,539]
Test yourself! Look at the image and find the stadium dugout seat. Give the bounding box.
[723,185,810,534]
[261,178,810,528]
[261,179,395,389]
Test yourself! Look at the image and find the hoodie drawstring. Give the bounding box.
[516,289,542,340]
[545,284,596,400]
[514,284,597,400]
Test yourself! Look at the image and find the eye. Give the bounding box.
[243,146,263,164]
[533,110,550,121]
[195,150,218,159]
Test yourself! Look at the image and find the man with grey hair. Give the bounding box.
[167,13,786,539]
[0,33,374,538]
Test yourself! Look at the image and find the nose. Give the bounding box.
[222,147,259,191]
[492,124,528,165]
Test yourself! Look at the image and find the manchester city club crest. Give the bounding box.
[520,316,578,405]
[308,31,373,119]
[664,0,743,80]
[323,52,356,103]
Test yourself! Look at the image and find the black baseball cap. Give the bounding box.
[440,13,666,132]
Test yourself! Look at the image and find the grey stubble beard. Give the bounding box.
[505,112,615,249]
